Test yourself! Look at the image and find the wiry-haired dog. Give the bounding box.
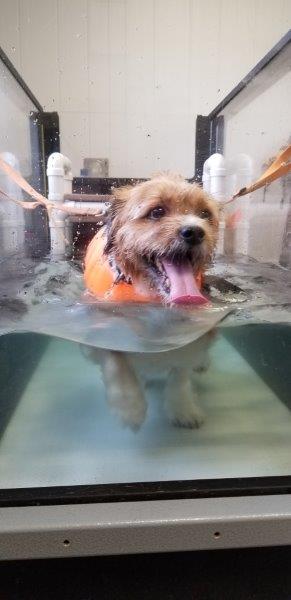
[85,173,219,430]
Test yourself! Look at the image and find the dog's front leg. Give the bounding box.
[102,351,147,430]
[164,367,204,429]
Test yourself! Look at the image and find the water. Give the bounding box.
[0,253,290,489]
[0,253,290,348]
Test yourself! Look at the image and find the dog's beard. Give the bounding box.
[112,238,209,305]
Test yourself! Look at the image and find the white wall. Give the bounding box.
[0,0,290,177]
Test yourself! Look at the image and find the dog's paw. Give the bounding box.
[193,351,211,374]
[168,403,205,429]
[110,388,147,431]
[118,399,147,432]
[194,360,210,374]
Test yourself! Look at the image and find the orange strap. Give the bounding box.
[232,145,291,201]
[0,156,106,218]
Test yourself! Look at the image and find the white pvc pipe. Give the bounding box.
[234,153,252,191]
[47,152,73,256]
[232,154,253,255]
[202,153,227,255]
[64,200,109,216]
[0,152,25,255]
[203,153,226,202]
[47,152,73,201]
[202,162,211,194]
[63,201,109,255]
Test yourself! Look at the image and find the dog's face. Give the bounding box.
[105,173,219,304]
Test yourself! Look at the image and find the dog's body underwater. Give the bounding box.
[85,330,213,430]
[84,173,219,429]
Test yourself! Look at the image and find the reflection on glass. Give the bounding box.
[0,322,290,489]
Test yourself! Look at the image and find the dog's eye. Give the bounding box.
[199,209,212,219]
[148,206,166,220]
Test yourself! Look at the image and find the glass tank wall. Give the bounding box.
[0,8,290,496]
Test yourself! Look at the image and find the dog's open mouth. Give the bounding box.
[147,257,208,305]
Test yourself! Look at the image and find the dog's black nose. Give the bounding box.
[179,226,205,245]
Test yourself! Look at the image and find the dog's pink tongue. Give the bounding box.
[162,260,208,305]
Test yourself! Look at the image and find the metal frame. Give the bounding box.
[194,115,224,183]
[2,495,291,560]
[29,111,60,196]
[28,112,60,256]
[194,29,291,180]
[1,475,291,508]
[73,176,146,195]
[0,47,43,112]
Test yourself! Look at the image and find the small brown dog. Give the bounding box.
[104,172,219,303]
[86,173,219,429]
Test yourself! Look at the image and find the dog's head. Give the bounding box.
[105,173,219,304]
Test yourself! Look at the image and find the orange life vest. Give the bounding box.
[84,229,203,303]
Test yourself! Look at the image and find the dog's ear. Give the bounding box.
[104,185,133,254]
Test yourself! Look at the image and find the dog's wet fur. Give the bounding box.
[104,172,219,302]
[87,173,219,430]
